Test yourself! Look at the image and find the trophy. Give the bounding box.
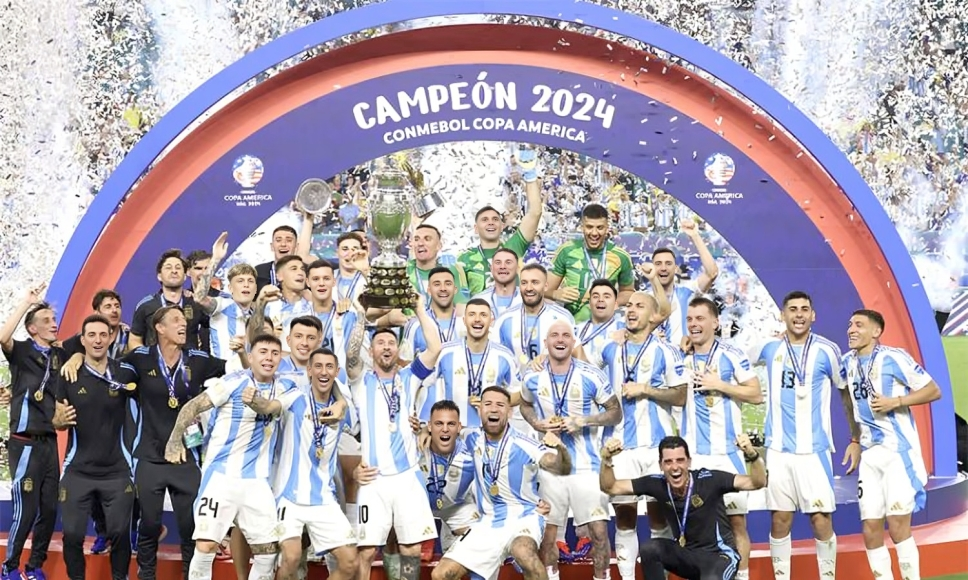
[401,159,444,219]
[294,178,334,217]
[360,163,418,310]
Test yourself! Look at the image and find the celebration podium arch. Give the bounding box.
[28,0,962,557]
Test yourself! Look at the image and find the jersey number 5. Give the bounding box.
[198,497,220,519]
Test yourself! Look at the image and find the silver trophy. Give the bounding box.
[294,178,334,216]
[360,164,417,309]
[401,158,445,219]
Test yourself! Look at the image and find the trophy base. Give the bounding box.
[360,266,418,311]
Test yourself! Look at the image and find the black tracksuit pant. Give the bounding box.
[2,435,59,574]
[60,472,135,580]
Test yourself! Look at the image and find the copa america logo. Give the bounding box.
[232,155,265,189]
[704,153,735,187]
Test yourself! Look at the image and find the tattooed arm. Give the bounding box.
[164,392,215,464]
[345,300,367,382]
[538,432,572,475]
[242,386,283,417]
[195,232,229,315]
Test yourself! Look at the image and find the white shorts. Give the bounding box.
[857,445,927,521]
[611,446,661,504]
[764,450,836,514]
[691,453,748,515]
[193,472,280,544]
[442,515,544,579]
[539,471,610,527]
[355,467,438,547]
[338,433,362,456]
[277,498,356,554]
[438,502,481,552]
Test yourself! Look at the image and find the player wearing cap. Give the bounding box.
[546,203,635,323]
[430,386,572,580]
[843,309,942,580]
[518,321,621,580]
[457,148,544,296]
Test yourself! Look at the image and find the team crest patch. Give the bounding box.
[59,487,67,502]
[691,495,704,508]
[183,305,194,320]
[23,478,33,493]
[448,467,460,480]
[185,367,192,381]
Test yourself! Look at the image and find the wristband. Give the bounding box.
[850,438,860,444]
[744,452,760,462]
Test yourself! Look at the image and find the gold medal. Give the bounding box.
[679,535,686,547]
[315,446,324,460]
[704,395,715,407]
[436,498,444,510]
[168,396,178,409]
[489,483,499,496]
[34,389,44,402]
[519,354,528,365]
[264,425,272,439]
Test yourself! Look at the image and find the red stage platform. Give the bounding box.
[3,512,967,580]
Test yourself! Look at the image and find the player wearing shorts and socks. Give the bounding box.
[749,291,861,579]
[519,321,621,580]
[600,435,766,580]
[844,310,942,580]
[431,387,572,580]
[679,298,763,580]
[345,295,443,580]
[163,334,301,580]
[273,348,356,580]
[588,291,689,580]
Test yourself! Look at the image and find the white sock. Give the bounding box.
[249,553,276,580]
[816,534,837,578]
[866,546,893,579]
[548,566,560,580]
[651,526,672,540]
[384,552,401,580]
[734,570,749,580]
[895,537,921,580]
[344,503,358,533]
[614,528,639,580]
[770,534,792,578]
[187,549,215,580]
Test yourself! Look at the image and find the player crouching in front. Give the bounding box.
[600,435,766,580]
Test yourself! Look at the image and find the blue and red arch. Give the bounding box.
[48,0,954,477]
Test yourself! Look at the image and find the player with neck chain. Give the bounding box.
[600,435,767,580]
[400,267,465,363]
[430,387,571,580]
[518,321,621,580]
[586,291,689,580]
[419,299,522,429]
[646,219,719,347]
[249,255,313,354]
[677,297,763,580]
[406,224,471,311]
[546,203,636,323]
[472,248,524,318]
[842,310,941,580]
[457,148,544,296]
[345,293,443,580]
[748,290,861,580]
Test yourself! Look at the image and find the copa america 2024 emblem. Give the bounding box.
[703,153,735,187]
[232,155,265,189]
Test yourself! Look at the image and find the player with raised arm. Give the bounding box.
[430,386,572,580]
[600,435,767,580]
[749,291,861,579]
[345,293,443,580]
[273,348,355,580]
[164,333,301,580]
[472,248,524,318]
[400,266,465,363]
[457,148,544,296]
[844,310,942,580]
[421,298,520,428]
[679,297,763,580]
[518,321,622,580]
[253,255,313,350]
[592,291,689,580]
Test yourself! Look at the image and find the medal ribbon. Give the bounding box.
[465,343,489,398]
[547,360,576,417]
[111,327,129,360]
[311,394,336,459]
[520,305,545,361]
[337,271,363,302]
[857,345,881,393]
[269,265,277,288]
[688,340,720,374]
[380,374,402,423]
[318,303,336,347]
[622,336,654,383]
[579,314,615,346]
[84,363,126,391]
[582,245,607,288]
[157,348,187,405]
[33,342,52,399]
[666,475,695,544]
[489,288,519,317]
[476,246,494,287]
[483,427,512,488]
[783,333,814,386]
[430,443,459,502]
[429,308,456,343]
[250,372,277,427]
